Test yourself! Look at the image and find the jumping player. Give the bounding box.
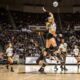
[42,7,63,71]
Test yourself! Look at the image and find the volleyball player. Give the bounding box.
[42,7,63,71]
[6,42,14,72]
[73,45,80,69]
[59,38,68,71]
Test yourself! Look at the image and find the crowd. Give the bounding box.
[0,7,80,60]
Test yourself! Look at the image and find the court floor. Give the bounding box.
[0,65,80,80]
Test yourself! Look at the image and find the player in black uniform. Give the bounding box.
[42,7,63,71]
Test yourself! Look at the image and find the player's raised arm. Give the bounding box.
[49,12,54,18]
[42,7,47,12]
[42,7,54,18]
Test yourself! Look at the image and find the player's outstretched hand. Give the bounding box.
[42,7,47,12]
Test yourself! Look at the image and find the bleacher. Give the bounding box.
[0,8,80,66]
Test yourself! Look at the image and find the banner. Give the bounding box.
[74,26,80,31]
[25,56,77,64]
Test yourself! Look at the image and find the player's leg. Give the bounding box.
[60,53,66,71]
[8,57,14,72]
[75,56,80,69]
[6,56,9,70]
[48,38,59,70]
[63,52,67,70]
[37,51,47,73]
[38,60,46,73]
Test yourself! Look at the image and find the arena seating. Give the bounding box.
[0,8,80,65]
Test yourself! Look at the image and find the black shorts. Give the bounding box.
[45,47,58,56]
[46,33,53,39]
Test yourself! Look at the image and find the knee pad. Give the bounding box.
[45,48,49,52]
[42,63,46,67]
[45,48,50,53]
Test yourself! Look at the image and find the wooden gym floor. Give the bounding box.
[0,65,80,80]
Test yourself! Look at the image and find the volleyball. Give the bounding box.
[53,1,58,7]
